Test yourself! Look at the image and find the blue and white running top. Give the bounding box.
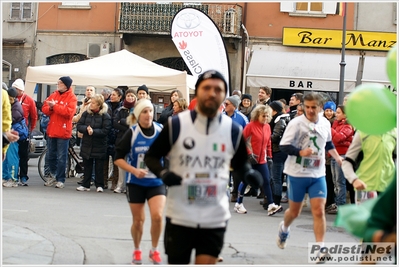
[126,122,164,187]
[280,114,332,178]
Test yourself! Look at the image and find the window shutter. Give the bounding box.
[22,3,32,19]
[323,2,337,14]
[280,2,294,12]
[11,2,21,19]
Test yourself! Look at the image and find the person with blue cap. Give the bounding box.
[323,101,336,124]
[322,100,337,212]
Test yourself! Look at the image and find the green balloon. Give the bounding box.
[386,45,397,88]
[346,83,397,135]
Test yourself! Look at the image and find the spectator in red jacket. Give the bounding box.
[237,104,282,216]
[328,105,354,214]
[42,76,77,189]
[12,78,38,186]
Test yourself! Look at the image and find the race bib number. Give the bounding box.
[298,156,322,172]
[356,191,377,204]
[137,153,156,178]
[184,172,219,205]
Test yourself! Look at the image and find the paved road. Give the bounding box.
[2,158,359,265]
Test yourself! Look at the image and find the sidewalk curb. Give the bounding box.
[3,221,84,265]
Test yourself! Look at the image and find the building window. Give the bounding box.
[61,2,90,6]
[10,2,32,21]
[280,2,336,16]
[59,2,91,9]
[295,2,323,13]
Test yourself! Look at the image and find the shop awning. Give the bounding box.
[361,56,392,88]
[246,49,360,92]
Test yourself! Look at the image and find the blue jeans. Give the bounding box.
[253,163,273,205]
[331,157,346,206]
[237,163,273,205]
[271,151,287,197]
[47,137,69,183]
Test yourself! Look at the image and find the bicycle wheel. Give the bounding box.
[38,148,72,181]
[38,148,50,182]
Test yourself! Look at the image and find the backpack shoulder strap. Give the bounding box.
[170,115,181,146]
[230,118,242,150]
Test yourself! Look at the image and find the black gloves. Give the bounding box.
[267,157,273,170]
[244,169,263,188]
[248,153,258,165]
[161,171,182,186]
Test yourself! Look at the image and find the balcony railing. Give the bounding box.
[119,2,242,37]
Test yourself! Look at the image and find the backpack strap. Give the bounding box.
[230,120,241,151]
[169,115,181,146]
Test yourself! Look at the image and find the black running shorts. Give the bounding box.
[126,183,166,203]
[164,217,226,264]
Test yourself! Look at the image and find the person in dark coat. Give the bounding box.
[269,101,290,206]
[239,94,254,121]
[104,88,123,190]
[157,89,183,125]
[76,94,111,192]
[113,88,137,193]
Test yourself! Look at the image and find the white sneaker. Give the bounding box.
[268,203,283,216]
[234,203,247,214]
[76,186,90,191]
[44,177,56,187]
[113,187,122,193]
[96,187,104,193]
[55,182,64,188]
[277,221,290,249]
[3,179,18,188]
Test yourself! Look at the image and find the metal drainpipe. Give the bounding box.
[241,24,249,95]
[240,2,249,95]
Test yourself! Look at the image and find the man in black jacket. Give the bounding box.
[288,92,303,120]
[269,101,290,207]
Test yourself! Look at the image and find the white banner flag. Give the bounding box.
[171,7,230,94]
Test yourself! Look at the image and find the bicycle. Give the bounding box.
[38,136,113,182]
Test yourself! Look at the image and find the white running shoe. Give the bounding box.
[76,186,90,191]
[113,187,122,193]
[3,179,18,188]
[234,203,247,214]
[277,221,290,249]
[55,182,64,188]
[268,203,283,216]
[44,177,56,187]
[96,187,104,193]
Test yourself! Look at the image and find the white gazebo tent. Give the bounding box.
[24,49,194,101]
